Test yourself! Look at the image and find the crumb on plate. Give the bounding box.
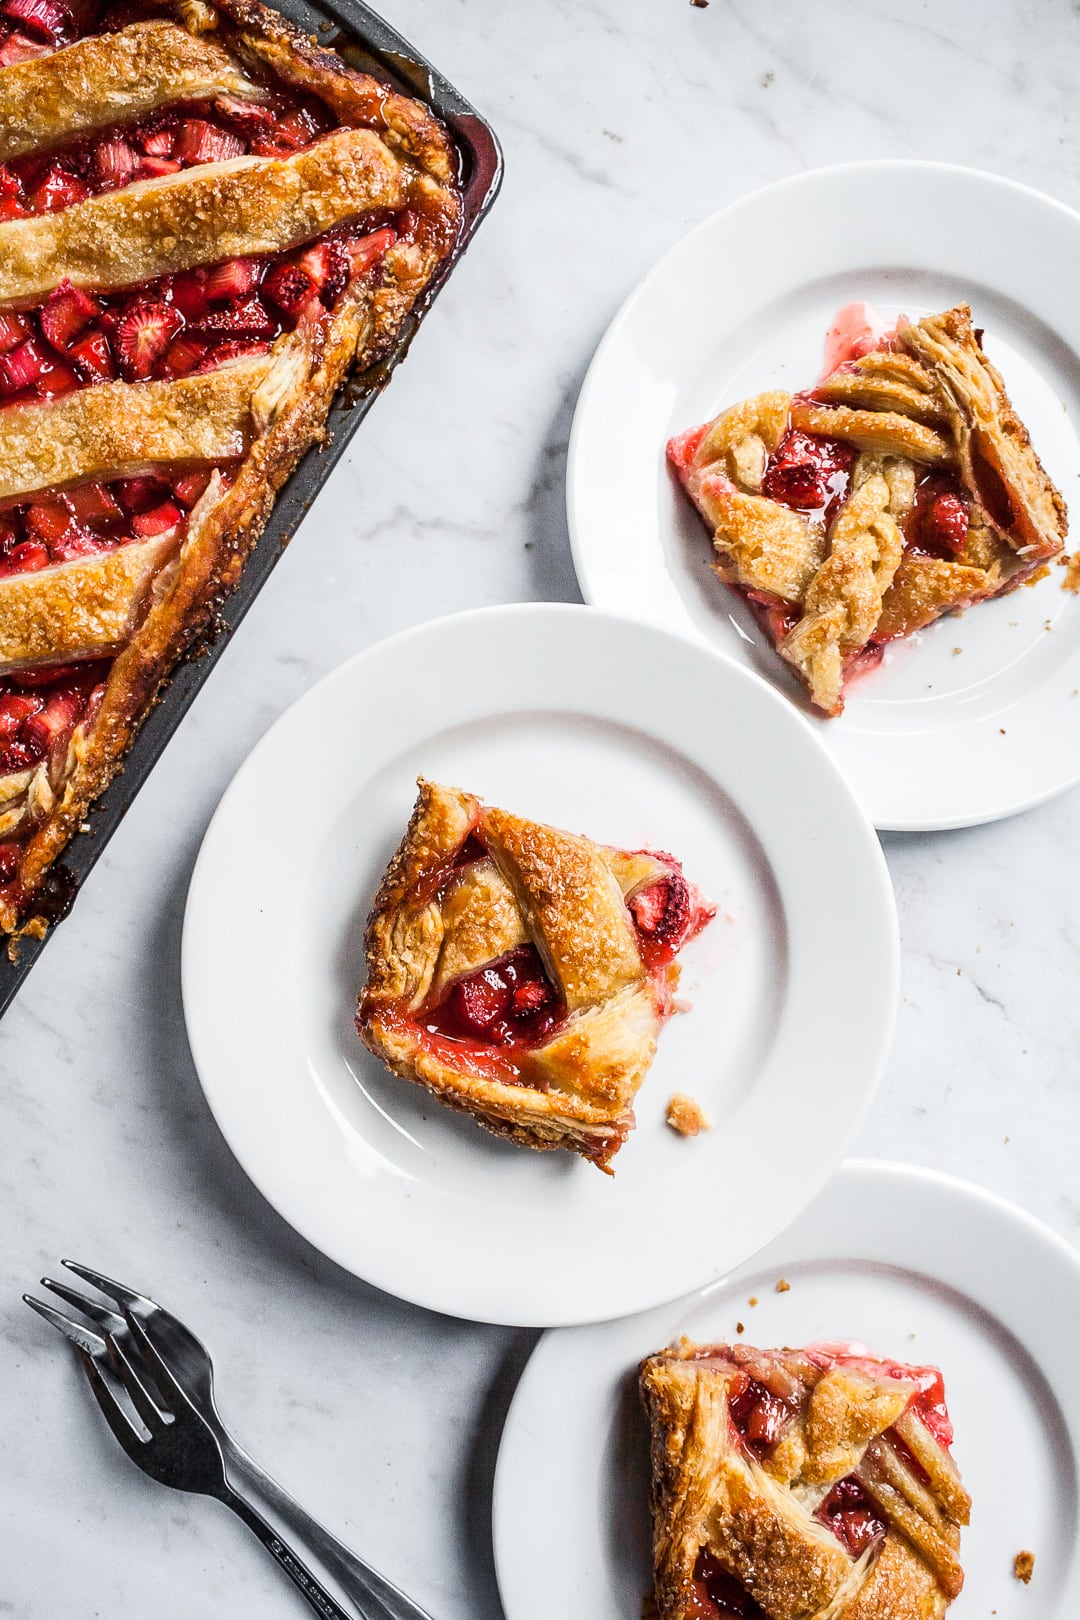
[1014,1550,1035,1584]
[776,1278,790,1293]
[666,1093,712,1137]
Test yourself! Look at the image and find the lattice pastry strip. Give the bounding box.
[640,1340,971,1620]
[356,779,715,1171]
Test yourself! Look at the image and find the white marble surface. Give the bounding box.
[3,1,1080,1614]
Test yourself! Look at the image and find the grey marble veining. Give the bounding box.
[3,0,1080,1614]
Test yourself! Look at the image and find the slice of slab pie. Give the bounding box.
[640,1338,971,1619]
[668,302,1068,715]
[0,0,462,945]
[355,778,715,1172]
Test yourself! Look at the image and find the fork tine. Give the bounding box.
[61,1259,155,1314]
[40,1277,125,1334]
[105,1334,163,1433]
[76,1348,147,1460]
[23,1294,108,1357]
[122,1310,188,1412]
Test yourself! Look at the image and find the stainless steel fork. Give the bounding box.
[24,1262,433,1620]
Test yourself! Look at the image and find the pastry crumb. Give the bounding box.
[1013,1550,1035,1583]
[666,1093,712,1137]
[690,0,709,8]
[776,1278,790,1293]
[735,1321,745,1334]
[748,1296,758,1307]
[952,646,962,655]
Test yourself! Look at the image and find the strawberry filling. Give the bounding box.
[424,945,565,1051]
[626,854,715,973]
[818,1477,887,1558]
[805,1345,954,1450]
[761,425,855,524]
[904,470,971,559]
[0,660,106,779]
[726,1369,797,1453]
[688,1552,766,1620]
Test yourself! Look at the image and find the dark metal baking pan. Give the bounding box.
[0,0,502,1017]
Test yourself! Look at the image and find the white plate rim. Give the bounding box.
[566,158,1080,834]
[181,603,899,1325]
[493,1155,1080,1617]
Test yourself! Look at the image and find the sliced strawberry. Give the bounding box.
[0,538,50,575]
[174,119,244,165]
[189,295,276,340]
[131,500,182,537]
[160,331,207,378]
[68,328,116,382]
[28,162,89,213]
[92,137,138,189]
[137,154,181,180]
[113,297,182,380]
[171,468,211,508]
[213,92,274,131]
[296,239,349,305]
[65,481,122,528]
[194,338,271,372]
[0,164,19,199]
[24,495,74,546]
[0,311,29,355]
[168,270,210,322]
[35,354,80,397]
[257,105,322,153]
[24,686,84,757]
[39,278,100,350]
[0,0,72,42]
[0,194,29,219]
[0,25,50,60]
[348,227,396,276]
[115,476,168,514]
[202,256,263,302]
[0,693,40,743]
[0,336,49,393]
[139,126,177,158]
[262,260,317,316]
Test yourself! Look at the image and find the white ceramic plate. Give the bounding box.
[182,605,897,1325]
[568,161,1080,831]
[494,1159,1080,1617]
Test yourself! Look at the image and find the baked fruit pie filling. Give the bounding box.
[0,0,461,942]
[640,1339,970,1620]
[669,301,1068,715]
[355,779,715,1171]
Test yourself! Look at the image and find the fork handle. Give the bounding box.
[221,1486,356,1620]
[220,1435,434,1620]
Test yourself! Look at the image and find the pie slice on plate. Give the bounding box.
[0,0,462,945]
[355,778,715,1172]
[668,302,1068,715]
[640,1338,971,1618]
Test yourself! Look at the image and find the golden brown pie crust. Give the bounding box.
[0,0,462,943]
[640,1339,971,1620]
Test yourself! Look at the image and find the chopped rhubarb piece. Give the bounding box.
[140,127,177,158]
[28,162,90,213]
[193,338,271,372]
[35,354,80,397]
[168,270,210,322]
[137,155,181,179]
[24,687,85,756]
[131,500,182,537]
[202,256,264,302]
[251,105,320,154]
[0,842,20,883]
[115,476,168,514]
[262,260,317,316]
[0,336,49,393]
[174,119,244,165]
[68,328,116,382]
[0,739,41,773]
[348,227,396,276]
[113,297,182,380]
[0,538,50,575]
[0,694,42,742]
[25,495,75,546]
[92,137,138,188]
[297,239,349,305]
[0,311,30,355]
[51,528,108,561]
[65,481,122,528]
[171,468,212,508]
[39,279,100,350]
[213,92,274,131]
[0,0,72,42]
[190,295,277,340]
[160,332,207,377]
[0,25,50,60]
